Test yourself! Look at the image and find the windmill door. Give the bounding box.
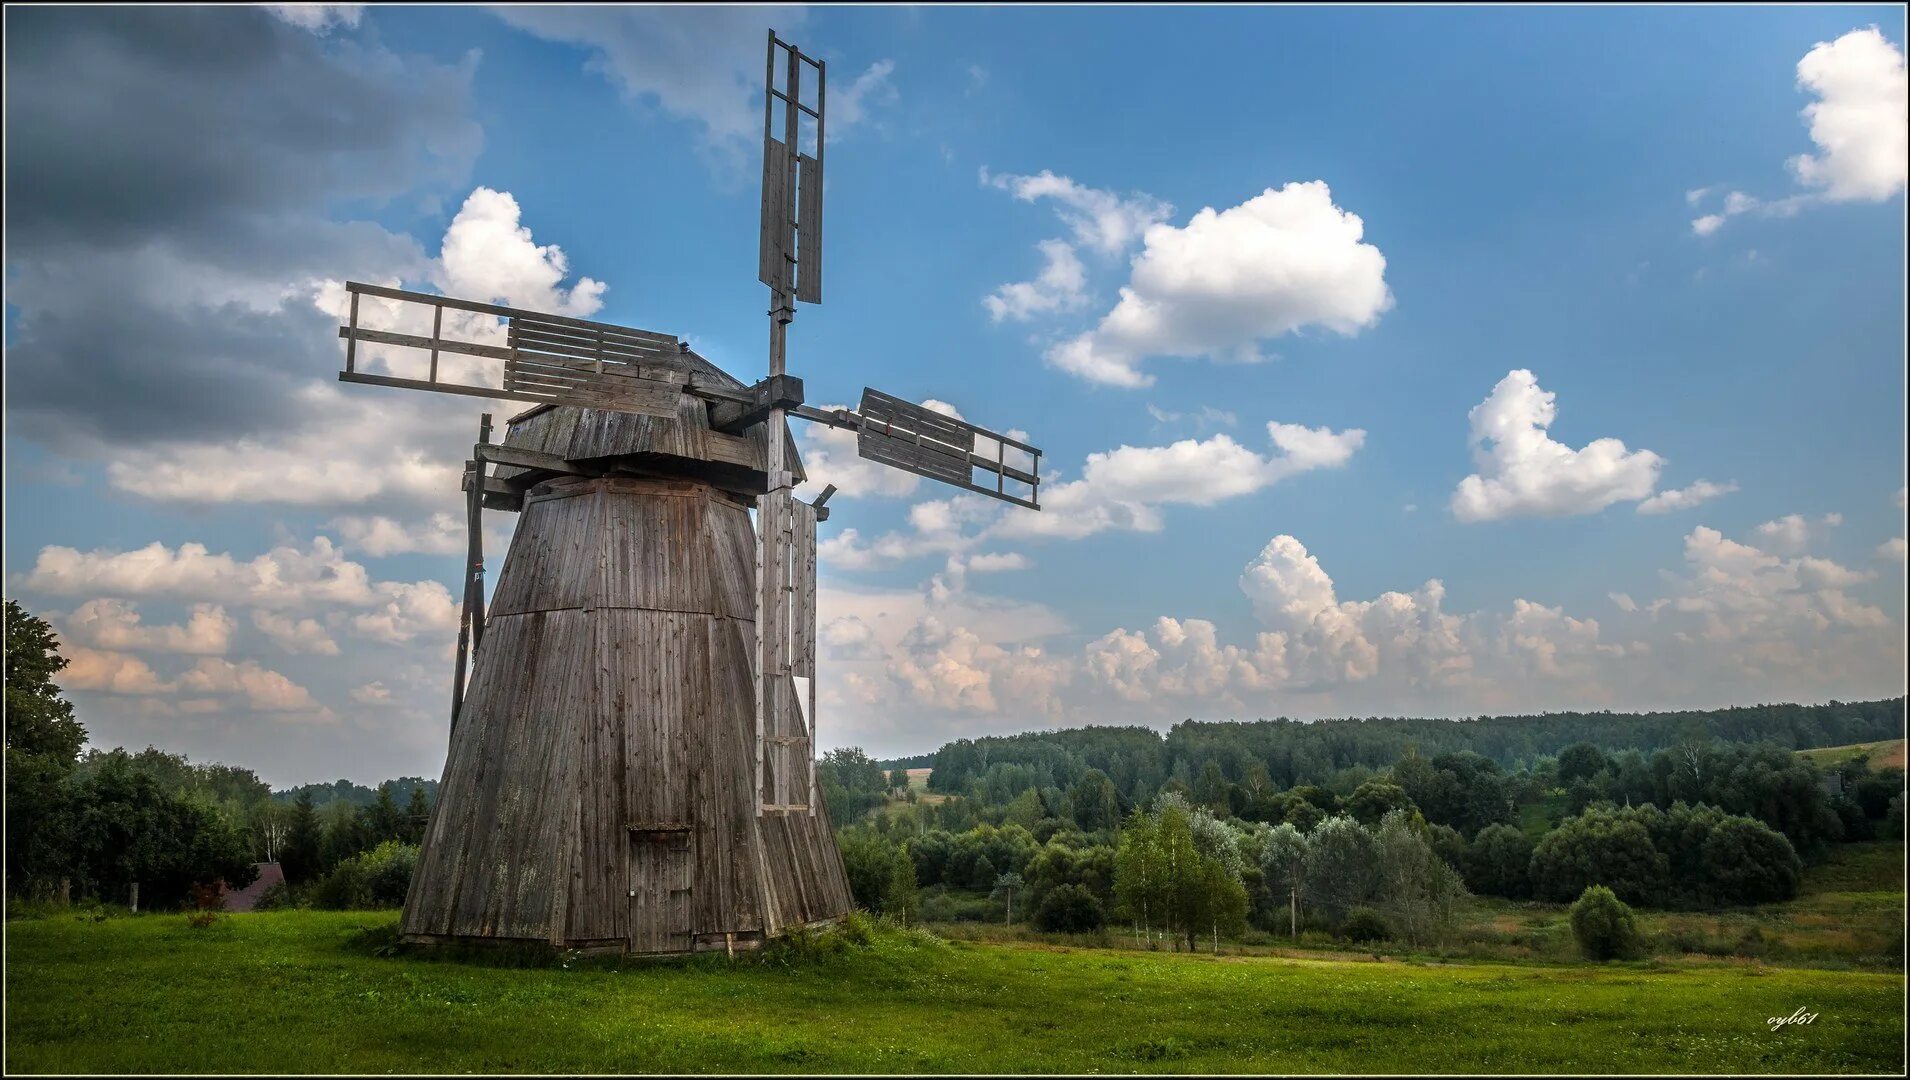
[628,826,692,954]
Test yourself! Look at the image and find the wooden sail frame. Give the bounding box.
[336,281,687,416]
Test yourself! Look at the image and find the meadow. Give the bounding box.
[6,901,1904,1075]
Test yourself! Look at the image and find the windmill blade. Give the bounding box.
[336,281,686,418]
[853,387,1043,509]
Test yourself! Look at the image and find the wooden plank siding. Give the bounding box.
[401,474,850,954]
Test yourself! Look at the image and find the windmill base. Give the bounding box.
[398,475,854,956]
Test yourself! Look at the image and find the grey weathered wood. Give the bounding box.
[401,475,851,954]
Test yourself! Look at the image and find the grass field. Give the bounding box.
[5,907,1903,1074]
[1798,739,1907,770]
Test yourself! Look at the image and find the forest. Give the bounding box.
[6,596,1905,956]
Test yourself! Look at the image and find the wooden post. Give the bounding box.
[450,414,492,738]
[129,882,139,914]
[451,461,473,735]
[59,878,70,907]
[1290,886,1297,938]
[470,413,492,655]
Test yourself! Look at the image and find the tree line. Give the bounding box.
[5,601,432,910]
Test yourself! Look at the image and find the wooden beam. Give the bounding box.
[708,374,805,433]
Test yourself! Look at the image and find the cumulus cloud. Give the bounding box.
[63,600,233,656]
[252,610,341,656]
[826,419,1364,567]
[1753,511,1842,555]
[1637,479,1739,515]
[1689,27,1905,235]
[330,513,466,557]
[1451,370,1663,522]
[1879,538,1908,563]
[1045,181,1392,388]
[1790,27,1909,201]
[984,239,1089,322]
[59,646,175,695]
[176,658,323,711]
[982,168,1174,255]
[432,187,605,316]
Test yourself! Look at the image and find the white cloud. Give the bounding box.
[63,600,233,655]
[351,681,394,705]
[350,581,461,644]
[433,187,605,315]
[1637,479,1739,514]
[176,658,323,712]
[1789,27,1909,202]
[1451,369,1663,522]
[1752,511,1842,554]
[982,168,1174,256]
[59,646,174,695]
[331,513,465,557]
[1045,181,1392,388]
[1879,538,1908,563]
[830,59,898,140]
[1689,28,1905,234]
[26,537,377,608]
[984,239,1088,322]
[264,4,363,34]
[252,610,341,656]
[966,552,1030,573]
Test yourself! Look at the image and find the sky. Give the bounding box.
[4,4,1905,788]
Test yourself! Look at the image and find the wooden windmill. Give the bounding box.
[332,30,1043,956]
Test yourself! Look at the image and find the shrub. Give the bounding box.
[1032,883,1104,933]
[1340,907,1392,944]
[1569,885,1641,961]
[310,841,418,909]
[1734,926,1768,958]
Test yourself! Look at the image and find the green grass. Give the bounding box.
[1798,739,1906,770]
[4,910,1903,1074]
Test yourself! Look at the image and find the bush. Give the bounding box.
[310,841,417,909]
[1340,907,1393,944]
[1569,885,1641,961]
[1032,883,1104,933]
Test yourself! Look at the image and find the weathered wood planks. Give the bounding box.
[400,474,850,955]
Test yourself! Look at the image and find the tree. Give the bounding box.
[365,783,404,844]
[838,826,909,912]
[1070,769,1122,832]
[1557,742,1611,785]
[1698,816,1801,905]
[1346,780,1415,827]
[888,767,911,793]
[885,850,920,924]
[1113,809,1165,945]
[991,871,1026,924]
[4,600,86,762]
[5,600,87,899]
[1033,883,1104,933]
[1569,885,1641,961]
[1529,807,1667,904]
[402,786,431,844]
[1258,823,1308,937]
[281,791,323,884]
[1371,810,1467,946]
[65,756,257,908]
[1465,823,1534,899]
[1303,815,1377,926]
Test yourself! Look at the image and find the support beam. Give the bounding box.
[708,373,805,433]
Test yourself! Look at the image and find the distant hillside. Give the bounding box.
[925,698,1906,796]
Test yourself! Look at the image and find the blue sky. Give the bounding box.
[4,5,1904,786]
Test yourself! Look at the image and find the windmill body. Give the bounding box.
[400,390,850,955]
[332,31,1042,956]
